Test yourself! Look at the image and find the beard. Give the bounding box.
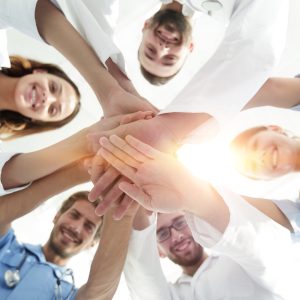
[149,9,192,44]
[48,229,79,260]
[170,242,204,267]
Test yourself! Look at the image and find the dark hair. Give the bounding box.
[58,191,102,241]
[0,55,81,140]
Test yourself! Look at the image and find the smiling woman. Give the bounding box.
[0,55,80,140]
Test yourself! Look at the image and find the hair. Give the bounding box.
[0,55,81,140]
[58,191,102,241]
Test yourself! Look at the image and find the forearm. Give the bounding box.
[157,113,211,144]
[0,161,88,235]
[35,0,122,109]
[77,212,134,300]
[1,127,90,189]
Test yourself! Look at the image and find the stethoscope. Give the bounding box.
[4,252,75,300]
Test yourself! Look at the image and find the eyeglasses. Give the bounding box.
[157,216,188,243]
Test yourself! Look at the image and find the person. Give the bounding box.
[0,0,157,118]
[230,125,300,181]
[0,159,138,300]
[138,0,288,90]
[96,134,299,300]
[0,55,80,140]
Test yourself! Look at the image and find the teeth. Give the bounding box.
[31,89,37,105]
[272,149,278,169]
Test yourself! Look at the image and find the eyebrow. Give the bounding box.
[71,208,96,228]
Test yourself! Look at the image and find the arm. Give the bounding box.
[98,135,297,297]
[159,0,289,124]
[0,160,89,236]
[76,208,137,300]
[1,112,150,190]
[35,0,157,116]
[88,112,209,216]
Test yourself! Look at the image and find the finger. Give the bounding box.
[118,182,153,211]
[100,137,141,167]
[89,166,120,202]
[109,135,151,163]
[83,157,93,173]
[125,135,162,159]
[113,195,135,220]
[101,176,125,206]
[98,148,137,182]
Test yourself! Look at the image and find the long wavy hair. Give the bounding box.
[0,55,81,140]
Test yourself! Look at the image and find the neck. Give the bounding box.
[161,1,183,13]
[182,252,208,277]
[0,73,18,111]
[42,242,69,267]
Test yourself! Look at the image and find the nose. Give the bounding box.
[170,227,183,243]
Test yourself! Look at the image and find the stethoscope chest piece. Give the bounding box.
[4,269,21,288]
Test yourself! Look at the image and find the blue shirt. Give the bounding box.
[0,229,78,300]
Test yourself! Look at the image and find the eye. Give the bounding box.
[48,104,58,117]
[174,218,186,230]
[157,228,170,242]
[69,211,79,219]
[50,81,58,94]
[85,223,94,233]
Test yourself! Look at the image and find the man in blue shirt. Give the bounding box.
[0,161,137,300]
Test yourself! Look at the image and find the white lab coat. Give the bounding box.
[124,187,299,300]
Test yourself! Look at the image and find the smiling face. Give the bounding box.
[139,9,193,79]
[157,213,203,267]
[49,200,102,259]
[13,70,78,122]
[231,126,300,180]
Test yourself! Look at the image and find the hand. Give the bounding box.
[103,88,159,117]
[95,135,188,214]
[87,117,179,213]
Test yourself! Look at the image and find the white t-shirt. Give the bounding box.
[125,188,298,300]
[0,0,125,72]
[160,0,289,126]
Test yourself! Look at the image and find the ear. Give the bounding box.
[142,20,150,32]
[53,212,61,224]
[188,41,194,52]
[32,69,48,74]
[267,125,284,133]
[157,245,167,258]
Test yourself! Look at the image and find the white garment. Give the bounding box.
[125,189,299,300]
[0,152,29,195]
[160,0,289,127]
[0,0,125,72]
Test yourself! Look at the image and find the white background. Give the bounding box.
[3,0,300,298]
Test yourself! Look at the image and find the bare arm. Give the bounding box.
[76,209,136,300]
[0,161,89,236]
[35,0,157,116]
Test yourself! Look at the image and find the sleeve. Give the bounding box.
[51,0,126,73]
[0,0,42,42]
[124,222,175,300]
[185,185,298,299]
[0,152,31,196]
[160,0,289,126]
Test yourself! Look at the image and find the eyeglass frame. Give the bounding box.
[156,216,188,243]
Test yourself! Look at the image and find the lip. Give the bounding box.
[174,238,191,253]
[25,85,43,110]
[60,228,79,244]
